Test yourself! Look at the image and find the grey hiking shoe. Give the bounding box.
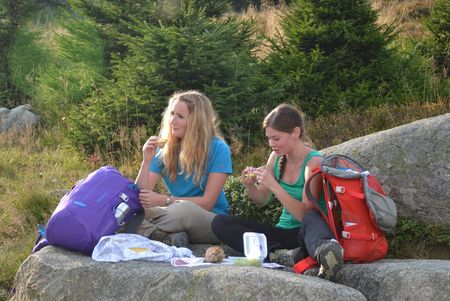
[149,229,189,248]
[167,232,189,248]
[314,239,344,280]
[269,247,306,267]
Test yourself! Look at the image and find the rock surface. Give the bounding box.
[0,104,39,133]
[335,259,450,301]
[12,247,366,301]
[321,113,450,228]
[12,247,450,301]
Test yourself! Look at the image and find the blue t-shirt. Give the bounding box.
[150,137,232,214]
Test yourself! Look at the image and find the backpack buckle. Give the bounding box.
[342,231,351,239]
[335,186,345,193]
[119,193,129,202]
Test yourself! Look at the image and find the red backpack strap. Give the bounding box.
[293,256,318,274]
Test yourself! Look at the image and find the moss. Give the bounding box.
[387,217,450,259]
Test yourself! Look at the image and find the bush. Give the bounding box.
[225,175,282,226]
[193,0,231,17]
[264,0,405,118]
[67,5,283,155]
[387,217,450,259]
[67,0,162,65]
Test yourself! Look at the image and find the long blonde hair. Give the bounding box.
[159,90,222,184]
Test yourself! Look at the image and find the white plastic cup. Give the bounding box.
[243,232,267,262]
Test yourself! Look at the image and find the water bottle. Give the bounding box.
[114,202,130,224]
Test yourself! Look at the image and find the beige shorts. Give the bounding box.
[138,200,220,244]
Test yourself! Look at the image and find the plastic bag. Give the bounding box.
[92,233,193,262]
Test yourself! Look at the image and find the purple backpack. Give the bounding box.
[33,166,142,255]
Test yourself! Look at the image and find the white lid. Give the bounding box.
[243,232,267,261]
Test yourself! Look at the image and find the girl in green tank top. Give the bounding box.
[274,150,326,229]
[211,103,344,281]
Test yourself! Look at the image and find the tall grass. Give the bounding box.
[229,99,450,177]
[231,0,437,61]
[0,126,91,299]
[230,1,288,57]
[308,98,450,150]
[372,0,436,41]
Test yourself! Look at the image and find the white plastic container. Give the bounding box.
[243,232,267,262]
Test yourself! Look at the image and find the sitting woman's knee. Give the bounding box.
[168,201,203,219]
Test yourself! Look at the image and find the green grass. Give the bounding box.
[0,233,35,300]
[7,5,105,123]
[0,127,91,300]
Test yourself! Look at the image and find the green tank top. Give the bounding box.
[274,150,325,229]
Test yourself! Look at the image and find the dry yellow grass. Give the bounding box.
[233,0,436,50]
[229,1,288,57]
[372,0,436,40]
[240,1,287,38]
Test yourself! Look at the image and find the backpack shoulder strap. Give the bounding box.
[305,168,327,220]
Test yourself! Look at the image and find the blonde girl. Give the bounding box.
[135,90,232,245]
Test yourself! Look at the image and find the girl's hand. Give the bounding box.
[254,166,277,191]
[138,189,165,208]
[142,136,160,162]
[242,167,258,186]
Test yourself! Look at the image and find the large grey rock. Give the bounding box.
[11,247,366,301]
[12,247,450,301]
[336,259,450,301]
[0,107,9,119]
[321,113,450,228]
[0,104,39,133]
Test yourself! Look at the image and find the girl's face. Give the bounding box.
[265,126,297,156]
[170,100,190,138]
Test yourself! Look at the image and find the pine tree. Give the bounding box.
[266,0,399,117]
[0,0,35,107]
[68,2,282,155]
[423,0,450,79]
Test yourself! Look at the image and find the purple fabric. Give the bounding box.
[33,166,141,255]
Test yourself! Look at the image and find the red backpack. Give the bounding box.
[293,155,397,273]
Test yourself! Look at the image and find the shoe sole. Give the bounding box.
[317,246,343,280]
